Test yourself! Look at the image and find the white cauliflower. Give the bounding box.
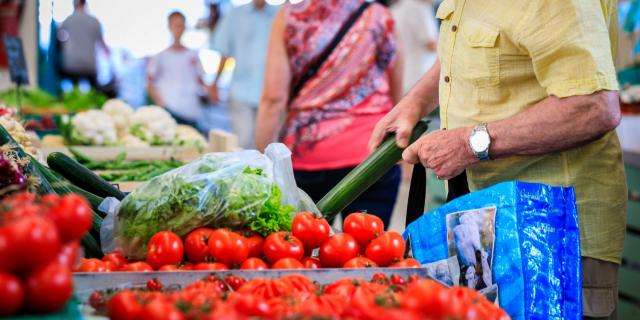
[0,116,35,154]
[102,99,134,138]
[129,106,176,145]
[121,134,150,147]
[70,110,118,146]
[173,125,207,150]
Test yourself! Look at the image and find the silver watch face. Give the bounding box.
[470,130,490,152]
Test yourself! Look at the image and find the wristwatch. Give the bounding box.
[469,123,491,161]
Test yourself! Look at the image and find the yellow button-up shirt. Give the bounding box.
[436,0,627,263]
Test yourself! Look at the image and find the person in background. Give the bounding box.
[255,0,403,227]
[147,11,208,127]
[197,1,222,49]
[392,0,438,94]
[211,0,278,149]
[58,0,109,90]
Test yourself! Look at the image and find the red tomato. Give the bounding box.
[120,262,153,272]
[107,290,143,320]
[390,258,421,268]
[292,211,331,249]
[146,231,184,270]
[390,274,406,286]
[89,291,105,312]
[75,258,108,272]
[240,257,269,270]
[139,299,184,320]
[263,231,304,264]
[343,212,384,247]
[229,293,273,317]
[104,261,119,272]
[302,257,322,269]
[192,262,229,271]
[271,257,304,269]
[180,263,193,271]
[56,241,80,269]
[184,227,214,263]
[0,272,24,316]
[244,231,264,258]
[5,215,61,273]
[0,228,13,271]
[45,194,92,242]
[208,229,249,266]
[401,279,449,319]
[146,278,163,291]
[319,233,359,268]
[158,265,180,271]
[225,275,247,291]
[24,262,72,313]
[365,231,406,267]
[102,251,127,269]
[343,256,378,268]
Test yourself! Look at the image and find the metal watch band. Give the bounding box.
[472,123,490,161]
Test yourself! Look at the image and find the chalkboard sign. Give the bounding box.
[3,34,29,85]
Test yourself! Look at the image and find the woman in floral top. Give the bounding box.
[256,0,403,226]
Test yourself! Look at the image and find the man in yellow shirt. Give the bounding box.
[370,0,626,318]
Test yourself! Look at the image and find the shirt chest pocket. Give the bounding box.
[460,24,500,88]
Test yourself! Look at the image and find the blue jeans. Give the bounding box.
[294,165,401,228]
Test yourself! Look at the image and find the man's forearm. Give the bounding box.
[214,56,228,85]
[403,60,441,117]
[488,90,621,158]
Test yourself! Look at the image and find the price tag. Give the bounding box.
[3,34,29,85]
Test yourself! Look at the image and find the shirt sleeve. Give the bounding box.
[211,11,233,56]
[516,0,619,98]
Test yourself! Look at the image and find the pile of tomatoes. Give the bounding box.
[91,273,510,320]
[76,211,419,272]
[0,192,93,316]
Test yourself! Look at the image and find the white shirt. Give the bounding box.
[392,0,439,93]
[147,48,204,121]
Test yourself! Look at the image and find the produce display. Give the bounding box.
[0,110,511,320]
[86,273,509,320]
[68,148,184,182]
[0,192,92,316]
[60,100,206,148]
[76,212,418,271]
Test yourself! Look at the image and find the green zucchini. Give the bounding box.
[81,233,103,258]
[317,120,430,221]
[47,152,126,200]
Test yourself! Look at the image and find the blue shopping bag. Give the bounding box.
[404,181,582,320]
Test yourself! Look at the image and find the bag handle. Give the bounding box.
[288,1,372,103]
[405,166,471,227]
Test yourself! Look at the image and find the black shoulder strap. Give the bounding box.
[289,1,372,103]
[405,165,470,227]
[405,163,427,227]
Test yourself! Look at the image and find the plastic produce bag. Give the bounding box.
[101,143,315,259]
[404,181,581,320]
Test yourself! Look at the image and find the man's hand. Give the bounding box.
[402,127,478,180]
[368,102,424,151]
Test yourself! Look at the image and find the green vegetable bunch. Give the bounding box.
[115,154,295,259]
